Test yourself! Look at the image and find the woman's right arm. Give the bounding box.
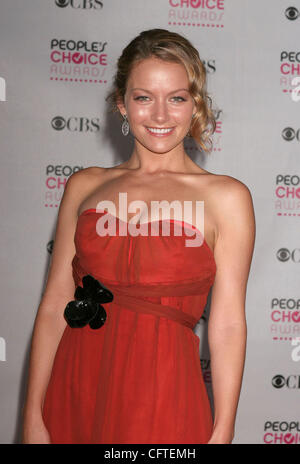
[21,169,91,444]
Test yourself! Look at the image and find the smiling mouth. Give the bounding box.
[146,127,175,135]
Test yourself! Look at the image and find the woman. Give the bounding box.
[21,29,255,444]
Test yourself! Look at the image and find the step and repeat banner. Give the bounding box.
[1,0,299,444]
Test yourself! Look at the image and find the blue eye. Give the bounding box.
[134,96,149,101]
[134,96,186,102]
[171,96,186,102]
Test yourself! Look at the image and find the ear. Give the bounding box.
[116,92,126,116]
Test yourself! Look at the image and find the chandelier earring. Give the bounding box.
[121,114,130,136]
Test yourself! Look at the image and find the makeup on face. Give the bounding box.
[121,58,196,149]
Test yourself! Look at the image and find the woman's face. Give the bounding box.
[118,57,196,154]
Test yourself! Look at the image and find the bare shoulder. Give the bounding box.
[208,174,254,206]
[67,166,107,184]
[65,166,107,196]
[209,174,256,245]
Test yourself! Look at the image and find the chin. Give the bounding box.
[143,143,179,155]
[152,146,179,154]
[135,136,184,154]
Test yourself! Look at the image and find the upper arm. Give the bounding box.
[208,176,256,330]
[40,169,93,312]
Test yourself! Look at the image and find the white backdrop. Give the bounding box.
[1,0,300,444]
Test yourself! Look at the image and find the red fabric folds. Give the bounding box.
[42,209,217,444]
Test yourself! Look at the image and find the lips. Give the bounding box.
[145,126,175,136]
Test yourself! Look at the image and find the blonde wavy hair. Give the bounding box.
[106,28,216,153]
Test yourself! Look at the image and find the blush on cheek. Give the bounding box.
[127,107,149,126]
[136,108,151,119]
[136,107,151,119]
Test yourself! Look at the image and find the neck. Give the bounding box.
[124,140,192,174]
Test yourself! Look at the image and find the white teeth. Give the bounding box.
[147,127,173,134]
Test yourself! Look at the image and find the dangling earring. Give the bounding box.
[121,114,130,136]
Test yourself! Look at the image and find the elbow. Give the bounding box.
[208,320,247,344]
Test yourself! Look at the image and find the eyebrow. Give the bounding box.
[130,88,189,94]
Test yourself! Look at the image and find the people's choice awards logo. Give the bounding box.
[50,38,108,83]
[185,107,222,154]
[270,298,300,344]
[167,0,225,28]
[275,174,300,216]
[264,421,300,444]
[279,52,300,98]
[45,165,84,210]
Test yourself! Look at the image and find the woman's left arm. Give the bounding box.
[207,178,256,444]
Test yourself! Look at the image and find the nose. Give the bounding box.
[151,99,169,125]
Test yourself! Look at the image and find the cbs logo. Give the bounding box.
[282,127,300,142]
[277,248,300,262]
[272,375,300,388]
[285,7,299,20]
[47,240,54,254]
[51,116,100,132]
[55,0,103,9]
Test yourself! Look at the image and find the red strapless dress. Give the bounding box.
[42,209,216,444]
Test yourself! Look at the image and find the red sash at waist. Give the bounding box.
[71,255,214,330]
[102,283,198,330]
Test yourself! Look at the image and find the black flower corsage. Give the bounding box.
[64,274,114,330]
